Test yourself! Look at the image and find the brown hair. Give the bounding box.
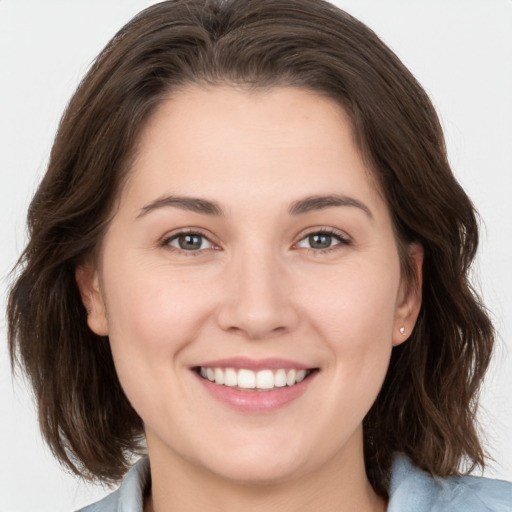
[7,0,494,494]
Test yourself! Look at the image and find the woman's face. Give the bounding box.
[79,86,421,485]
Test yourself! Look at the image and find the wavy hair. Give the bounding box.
[7,0,493,494]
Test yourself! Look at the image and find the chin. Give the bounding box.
[205,457,306,486]
[193,436,310,485]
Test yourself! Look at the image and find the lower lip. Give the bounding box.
[195,372,316,413]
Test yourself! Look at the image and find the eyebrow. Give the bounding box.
[289,194,373,219]
[137,193,372,219]
[137,195,224,218]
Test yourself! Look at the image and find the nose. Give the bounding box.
[216,250,300,340]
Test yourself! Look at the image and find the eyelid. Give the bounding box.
[159,227,220,252]
[294,227,352,251]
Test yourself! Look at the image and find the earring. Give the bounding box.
[399,327,405,335]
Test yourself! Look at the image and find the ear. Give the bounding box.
[75,263,109,336]
[393,242,423,347]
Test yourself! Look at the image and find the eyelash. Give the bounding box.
[160,229,217,255]
[295,228,351,254]
[160,228,351,255]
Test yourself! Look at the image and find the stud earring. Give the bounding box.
[399,327,405,335]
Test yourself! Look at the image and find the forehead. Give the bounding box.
[121,85,385,216]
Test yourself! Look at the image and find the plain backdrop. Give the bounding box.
[1,1,511,511]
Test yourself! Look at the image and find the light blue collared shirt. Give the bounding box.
[77,454,512,511]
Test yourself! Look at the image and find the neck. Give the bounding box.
[144,429,387,512]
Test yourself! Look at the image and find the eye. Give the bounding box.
[165,232,214,251]
[296,230,349,251]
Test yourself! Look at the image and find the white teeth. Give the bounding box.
[214,367,224,385]
[274,369,287,387]
[296,369,307,383]
[286,369,296,386]
[256,370,274,389]
[224,368,238,387]
[199,367,312,389]
[237,369,256,389]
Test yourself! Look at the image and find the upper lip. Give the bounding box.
[194,357,314,371]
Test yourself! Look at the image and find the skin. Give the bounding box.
[77,85,422,512]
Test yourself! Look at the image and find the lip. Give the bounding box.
[192,358,318,413]
[195,357,312,371]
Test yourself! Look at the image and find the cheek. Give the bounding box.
[103,260,214,354]
[299,257,401,344]
[100,259,214,414]
[300,258,399,403]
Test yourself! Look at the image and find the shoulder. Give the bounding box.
[388,453,512,512]
[75,458,150,512]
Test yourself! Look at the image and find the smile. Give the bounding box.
[197,367,313,390]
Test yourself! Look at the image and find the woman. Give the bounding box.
[6,0,512,511]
